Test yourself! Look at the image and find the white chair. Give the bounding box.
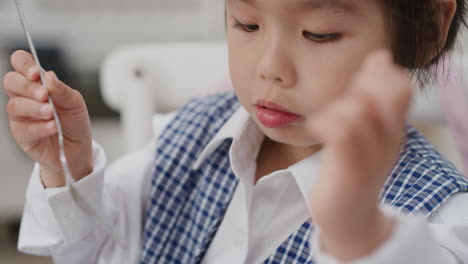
[100,42,230,152]
[99,42,465,171]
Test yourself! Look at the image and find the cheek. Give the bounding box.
[228,38,258,107]
[294,53,358,114]
[295,35,389,114]
[228,51,247,97]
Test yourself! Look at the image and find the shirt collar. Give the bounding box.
[192,106,252,170]
[191,104,323,209]
[288,152,322,209]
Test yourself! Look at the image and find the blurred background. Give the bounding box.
[0,0,224,263]
[0,1,467,263]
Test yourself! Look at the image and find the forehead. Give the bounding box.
[229,0,361,15]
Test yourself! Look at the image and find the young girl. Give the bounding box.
[3,0,468,263]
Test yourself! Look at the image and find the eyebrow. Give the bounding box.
[237,0,359,15]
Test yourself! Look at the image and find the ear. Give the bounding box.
[434,0,457,54]
[415,0,457,67]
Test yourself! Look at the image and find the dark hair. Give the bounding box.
[383,0,467,86]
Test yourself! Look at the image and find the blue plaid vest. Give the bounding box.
[140,92,468,264]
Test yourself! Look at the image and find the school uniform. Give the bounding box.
[18,92,468,263]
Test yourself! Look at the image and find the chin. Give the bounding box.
[256,121,322,147]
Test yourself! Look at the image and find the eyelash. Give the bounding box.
[233,20,259,32]
[303,31,341,43]
[232,19,341,43]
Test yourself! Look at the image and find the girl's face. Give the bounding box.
[226,0,392,146]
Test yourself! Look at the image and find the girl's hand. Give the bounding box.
[3,50,93,188]
[307,50,413,261]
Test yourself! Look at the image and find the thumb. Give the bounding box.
[44,71,82,109]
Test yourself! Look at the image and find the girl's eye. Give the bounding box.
[233,20,260,33]
[303,31,341,43]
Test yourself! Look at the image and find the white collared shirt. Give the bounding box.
[18,107,468,264]
[199,107,322,263]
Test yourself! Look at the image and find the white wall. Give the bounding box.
[0,0,226,70]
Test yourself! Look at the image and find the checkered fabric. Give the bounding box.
[381,125,468,215]
[140,91,468,264]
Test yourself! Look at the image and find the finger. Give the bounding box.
[7,97,54,122]
[353,50,413,133]
[307,98,379,183]
[12,120,57,146]
[349,90,391,141]
[44,71,82,109]
[307,96,376,147]
[10,50,41,81]
[363,50,413,114]
[3,71,48,101]
[384,70,413,127]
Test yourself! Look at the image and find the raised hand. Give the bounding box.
[3,50,93,188]
[307,50,413,260]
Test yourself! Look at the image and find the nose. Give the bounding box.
[258,38,297,88]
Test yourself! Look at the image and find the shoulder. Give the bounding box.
[151,92,239,165]
[158,91,240,140]
[402,126,464,179]
[151,92,239,138]
[381,125,468,215]
[430,192,468,224]
[178,91,239,117]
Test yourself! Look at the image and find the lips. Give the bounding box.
[255,100,302,128]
